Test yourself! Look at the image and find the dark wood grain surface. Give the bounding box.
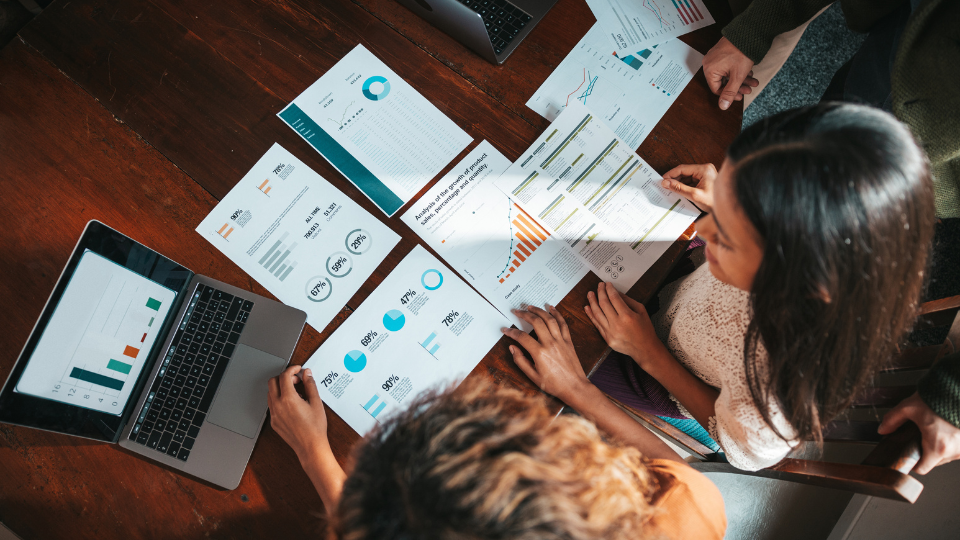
[0,0,741,537]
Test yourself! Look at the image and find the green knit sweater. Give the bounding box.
[722,0,960,218]
[919,352,960,429]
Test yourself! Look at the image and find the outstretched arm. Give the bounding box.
[268,365,347,513]
[501,306,686,463]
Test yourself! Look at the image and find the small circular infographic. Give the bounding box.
[345,228,372,255]
[383,309,406,332]
[421,269,443,290]
[362,76,390,101]
[344,350,367,373]
[326,251,353,278]
[304,275,333,302]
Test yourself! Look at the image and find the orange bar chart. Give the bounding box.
[499,204,552,283]
[217,223,234,239]
[123,345,139,359]
[258,178,272,195]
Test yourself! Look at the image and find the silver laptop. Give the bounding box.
[0,220,306,489]
[396,0,559,64]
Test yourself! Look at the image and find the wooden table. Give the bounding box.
[0,0,740,537]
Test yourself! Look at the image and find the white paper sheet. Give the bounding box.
[585,0,714,53]
[278,44,473,217]
[494,101,700,293]
[303,245,509,435]
[527,24,703,149]
[196,143,400,331]
[401,141,588,331]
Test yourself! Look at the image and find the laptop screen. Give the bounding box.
[0,221,193,442]
[15,250,177,416]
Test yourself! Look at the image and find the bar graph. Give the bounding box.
[499,204,551,284]
[257,232,299,282]
[671,0,705,25]
[362,393,388,421]
[16,252,175,415]
[216,223,234,240]
[61,293,165,395]
[257,178,273,195]
[420,331,441,358]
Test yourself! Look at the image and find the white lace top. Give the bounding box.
[652,262,798,471]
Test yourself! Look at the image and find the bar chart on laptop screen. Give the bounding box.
[15,251,176,415]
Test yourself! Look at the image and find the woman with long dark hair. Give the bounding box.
[501,103,936,470]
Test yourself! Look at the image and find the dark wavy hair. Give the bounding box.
[334,381,657,540]
[729,103,935,444]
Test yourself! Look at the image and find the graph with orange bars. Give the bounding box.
[216,223,234,239]
[257,178,272,195]
[499,203,551,283]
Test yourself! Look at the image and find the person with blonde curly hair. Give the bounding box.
[268,366,725,540]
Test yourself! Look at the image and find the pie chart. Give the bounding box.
[344,350,367,373]
[383,309,406,332]
[362,76,390,101]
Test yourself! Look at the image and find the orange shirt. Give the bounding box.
[642,459,727,540]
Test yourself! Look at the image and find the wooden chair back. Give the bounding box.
[609,295,960,503]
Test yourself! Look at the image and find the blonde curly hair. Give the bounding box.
[335,380,658,540]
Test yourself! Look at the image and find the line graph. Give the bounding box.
[497,202,518,279]
[565,69,587,107]
[578,72,599,105]
[643,0,665,28]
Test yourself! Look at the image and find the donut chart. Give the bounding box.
[362,76,390,101]
[421,269,443,290]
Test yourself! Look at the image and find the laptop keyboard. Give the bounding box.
[458,0,533,56]
[128,284,253,462]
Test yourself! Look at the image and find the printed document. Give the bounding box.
[527,24,703,148]
[278,44,473,217]
[494,101,699,292]
[585,0,714,53]
[197,143,400,331]
[303,245,508,435]
[402,141,588,331]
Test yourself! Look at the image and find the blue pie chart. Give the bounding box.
[383,309,406,332]
[344,350,367,373]
[362,76,390,101]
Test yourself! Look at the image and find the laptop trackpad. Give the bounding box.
[207,344,287,438]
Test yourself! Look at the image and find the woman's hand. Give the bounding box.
[268,365,330,463]
[501,305,591,406]
[584,282,669,371]
[269,365,346,514]
[661,163,717,213]
[879,392,960,475]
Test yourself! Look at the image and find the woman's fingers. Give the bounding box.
[501,325,542,353]
[268,375,281,401]
[508,345,541,387]
[547,304,572,342]
[586,291,609,330]
[604,282,632,315]
[278,364,303,395]
[513,308,552,341]
[301,368,323,409]
[662,163,707,182]
[596,282,618,318]
[526,305,563,341]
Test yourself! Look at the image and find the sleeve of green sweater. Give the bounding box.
[918,351,960,429]
[722,0,833,64]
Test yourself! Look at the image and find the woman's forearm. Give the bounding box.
[300,442,348,515]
